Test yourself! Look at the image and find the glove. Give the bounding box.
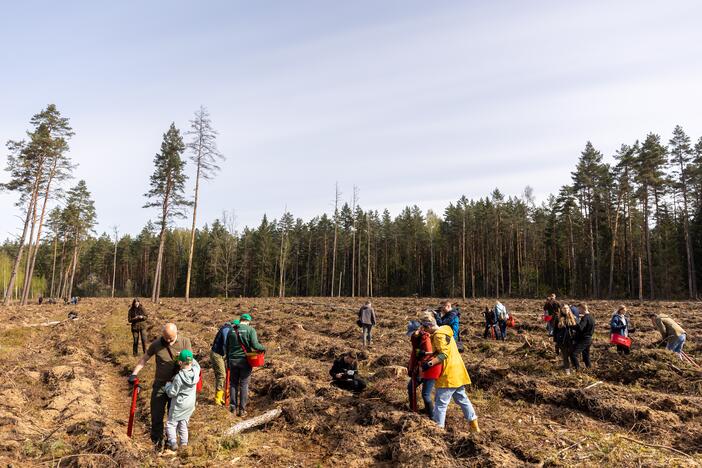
[421,361,433,371]
[128,374,138,384]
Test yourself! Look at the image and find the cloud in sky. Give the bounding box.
[1,0,702,238]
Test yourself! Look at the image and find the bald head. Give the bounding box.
[162,323,178,344]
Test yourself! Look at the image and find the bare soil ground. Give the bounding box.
[1,297,702,467]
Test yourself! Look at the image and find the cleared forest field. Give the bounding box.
[1,297,701,467]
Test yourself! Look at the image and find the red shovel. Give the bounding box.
[127,378,140,438]
[224,367,231,405]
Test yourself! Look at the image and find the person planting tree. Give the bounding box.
[330,351,367,393]
[226,313,266,417]
[406,316,438,418]
[419,311,479,433]
[650,312,687,360]
[610,305,632,355]
[128,323,191,450]
[210,318,236,406]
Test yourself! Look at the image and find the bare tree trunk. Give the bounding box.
[608,190,623,297]
[152,229,166,303]
[461,206,466,300]
[185,162,201,303]
[330,183,340,297]
[20,197,40,304]
[66,240,79,301]
[49,235,58,298]
[366,215,371,297]
[111,227,119,298]
[3,197,36,305]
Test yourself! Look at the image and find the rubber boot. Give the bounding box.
[469,419,481,433]
[214,390,224,406]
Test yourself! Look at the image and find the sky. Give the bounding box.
[1,0,702,239]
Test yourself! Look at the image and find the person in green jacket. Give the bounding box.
[226,313,266,416]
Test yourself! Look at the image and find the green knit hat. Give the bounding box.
[241,313,252,322]
[177,349,193,363]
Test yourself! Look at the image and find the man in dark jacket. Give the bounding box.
[226,313,266,416]
[210,319,235,406]
[128,323,191,450]
[358,301,377,347]
[330,352,367,393]
[128,298,148,356]
[571,304,595,370]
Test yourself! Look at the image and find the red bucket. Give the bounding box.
[610,334,631,348]
[420,363,443,380]
[543,315,553,322]
[246,352,265,367]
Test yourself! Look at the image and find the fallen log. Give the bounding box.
[23,320,64,327]
[583,381,603,390]
[224,408,282,436]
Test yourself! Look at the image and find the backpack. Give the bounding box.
[495,302,508,321]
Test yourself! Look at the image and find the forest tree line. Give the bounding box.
[3,105,702,301]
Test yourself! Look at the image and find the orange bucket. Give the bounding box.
[246,352,265,367]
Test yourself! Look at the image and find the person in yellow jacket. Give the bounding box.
[419,311,479,433]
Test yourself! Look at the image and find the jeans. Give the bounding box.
[433,386,477,428]
[362,324,373,346]
[332,377,367,393]
[210,351,226,392]
[165,418,189,448]
[497,320,507,340]
[407,377,435,417]
[667,334,686,353]
[546,320,554,336]
[483,323,498,339]
[616,344,631,355]
[570,340,592,369]
[150,384,169,445]
[560,344,573,370]
[229,360,252,410]
[132,329,147,356]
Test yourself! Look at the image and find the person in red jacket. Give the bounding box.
[406,318,438,418]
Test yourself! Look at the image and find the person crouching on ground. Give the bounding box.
[330,351,367,393]
[358,300,377,347]
[571,303,595,370]
[555,303,578,375]
[610,305,631,355]
[419,311,479,433]
[226,313,266,417]
[650,312,687,360]
[163,349,200,455]
[407,317,437,418]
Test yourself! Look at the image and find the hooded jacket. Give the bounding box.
[165,359,200,421]
[431,325,471,388]
[211,322,233,355]
[654,315,685,340]
[408,330,433,376]
[226,323,266,363]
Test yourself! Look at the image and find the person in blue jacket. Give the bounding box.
[610,305,631,355]
[434,301,462,350]
[210,319,236,405]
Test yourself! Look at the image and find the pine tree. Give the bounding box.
[144,123,190,303]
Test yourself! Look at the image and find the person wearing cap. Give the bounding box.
[226,313,266,417]
[210,319,237,405]
[128,323,191,450]
[163,349,200,454]
[406,316,437,418]
[419,312,479,433]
